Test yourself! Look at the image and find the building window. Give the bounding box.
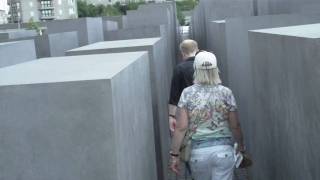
[29,2,33,7]
[30,11,34,17]
[41,9,54,17]
[40,1,53,8]
[69,8,74,15]
[59,9,63,15]
[68,0,74,5]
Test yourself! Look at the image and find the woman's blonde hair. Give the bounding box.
[193,67,221,85]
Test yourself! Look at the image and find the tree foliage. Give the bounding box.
[176,0,198,26]
[77,0,145,17]
[26,18,42,35]
[176,0,198,11]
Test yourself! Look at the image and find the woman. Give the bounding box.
[169,51,245,180]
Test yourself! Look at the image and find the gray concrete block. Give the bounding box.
[0,40,36,68]
[66,38,171,180]
[102,16,128,29]
[126,2,178,65]
[103,20,118,33]
[0,52,157,180]
[191,0,254,49]
[46,18,103,46]
[248,23,320,180]
[224,14,320,153]
[104,25,166,41]
[207,20,228,85]
[0,29,37,40]
[256,0,320,15]
[0,31,79,58]
[47,31,79,57]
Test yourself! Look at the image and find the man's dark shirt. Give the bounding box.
[169,56,195,106]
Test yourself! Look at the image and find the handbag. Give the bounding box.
[239,153,253,168]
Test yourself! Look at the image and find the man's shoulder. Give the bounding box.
[175,61,194,73]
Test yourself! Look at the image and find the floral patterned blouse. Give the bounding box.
[178,84,237,140]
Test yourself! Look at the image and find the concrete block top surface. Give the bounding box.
[0,41,20,46]
[0,52,147,86]
[212,20,226,23]
[250,23,320,38]
[67,37,161,52]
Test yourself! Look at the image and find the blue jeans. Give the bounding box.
[189,145,235,180]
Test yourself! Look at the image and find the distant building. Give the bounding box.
[0,10,8,24]
[0,0,8,24]
[8,0,78,23]
[86,0,166,6]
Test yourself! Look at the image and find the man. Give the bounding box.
[168,39,199,133]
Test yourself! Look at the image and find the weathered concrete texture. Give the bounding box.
[190,4,206,49]
[248,23,320,180]
[299,3,320,14]
[0,40,36,68]
[102,16,128,29]
[104,25,166,41]
[0,52,157,180]
[256,0,320,15]
[104,20,118,31]
[46,18,103,46]
[207,20,228,85]
[224,14,320,153]
[0,31,79,58]
[66,38,171,180]
[0,29,37,40]
[126,2,178,65]
[191,0,254,49]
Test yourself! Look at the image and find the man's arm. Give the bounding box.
[168,104,177,132]
[168,67,182,133]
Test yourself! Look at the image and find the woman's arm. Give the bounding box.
[170,107,189,154]
[169,107,188,174]
[228,111,245,151]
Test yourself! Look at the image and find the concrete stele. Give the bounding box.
[66,37,172,180]
[0,52,157,180]
[248,23,320,180]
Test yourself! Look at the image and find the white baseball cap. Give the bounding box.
[194,51,217,69]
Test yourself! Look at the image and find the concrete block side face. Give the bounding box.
[200,0,254,49]
[46,19,89,46]
[86,18,104,44]
[8,30,38,40]
[151,40,172,180]
[48,32,79,57]
[0,40,37,68]
[104,26,162,41]
[0,33,9,40]
[111,54,157,180]
[224,14,320,154]
[34,35,51,58]
[256,0,320,15]
[248,31,320,180]
[0,80,118,180]
[208,21,228,85]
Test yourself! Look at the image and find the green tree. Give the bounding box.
[176,0,198,11]
[176,6,186,26]
[77,0,89,17]
[26,18,41,35]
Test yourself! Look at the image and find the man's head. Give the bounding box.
[179,39,199,60]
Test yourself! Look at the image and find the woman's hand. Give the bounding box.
[170,156,180,175]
